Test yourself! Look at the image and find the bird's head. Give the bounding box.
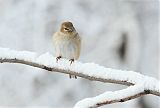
[60,21,76,34]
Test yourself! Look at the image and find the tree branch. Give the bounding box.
[0,48,159,108]
[74,85,151,108]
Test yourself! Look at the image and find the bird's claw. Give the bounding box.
[56,56,61,63]
[69,59,77,79]
[69,59,74,65]
[69,74,77,79]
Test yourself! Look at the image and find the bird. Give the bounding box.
[52,21,81,79]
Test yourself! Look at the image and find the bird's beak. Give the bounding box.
[68,29,73,32]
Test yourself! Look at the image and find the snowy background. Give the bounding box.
[0,0,159,108]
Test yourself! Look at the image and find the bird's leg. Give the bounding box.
[56,56,62,63]
[69,59,77,79]
[69,59,74,65]
[69,74,77,79]
[74,75,77,79]
[69,74,72,79]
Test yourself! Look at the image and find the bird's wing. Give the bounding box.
[74,33,81,60]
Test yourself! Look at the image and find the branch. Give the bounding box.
[74,85,149,108]
[0,48,159,108]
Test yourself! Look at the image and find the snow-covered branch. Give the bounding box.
[74,85,149,108]
[0,48,159,108]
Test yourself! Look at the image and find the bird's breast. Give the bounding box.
[54,38,77,59]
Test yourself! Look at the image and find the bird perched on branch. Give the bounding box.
[53,21,81,79]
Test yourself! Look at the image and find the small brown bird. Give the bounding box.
[53,21,81,79]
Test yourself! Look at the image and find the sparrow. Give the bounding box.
[52,21,81,79]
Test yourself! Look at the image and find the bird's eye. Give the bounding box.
[64,28,69,31]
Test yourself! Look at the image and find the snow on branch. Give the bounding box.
[0,47,159,108]
[74,85,147,108]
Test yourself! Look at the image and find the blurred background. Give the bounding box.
[0,0,159,108]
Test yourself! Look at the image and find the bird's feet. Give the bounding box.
[69,59,74,65]
[69,74,77,79]
[56,56,61,63]
[69,59,77,79]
